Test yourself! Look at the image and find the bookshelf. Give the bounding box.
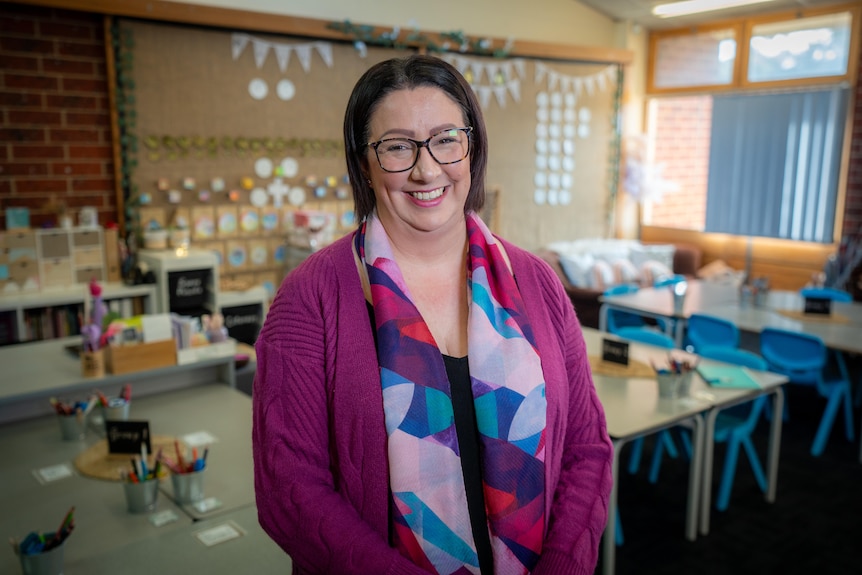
[0,283,156,345]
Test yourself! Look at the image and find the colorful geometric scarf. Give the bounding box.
[357,212,546,575]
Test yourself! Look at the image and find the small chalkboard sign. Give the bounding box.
[602,338,630,366]
[803,297,831,315]
[106,420,152,454]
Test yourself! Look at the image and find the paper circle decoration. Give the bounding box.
[276,79,296,101]
[210,177,226,192]
[534,189,547,205]
[288,186,306,206]
[248,78,268,100]
[250,187,269,208]
[251,245,268,265]
[240,177,255,190]
[255,157,273,179]
[281,157,299,178]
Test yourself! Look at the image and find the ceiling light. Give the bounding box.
[652,0,777,19]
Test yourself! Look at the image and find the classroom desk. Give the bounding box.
[0,336,236,424]
[64,505,292,574]
[583,328,787,574]
[598,280,739,346]
[0,384,259,574]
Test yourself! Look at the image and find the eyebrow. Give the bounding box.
[376,124,460,140]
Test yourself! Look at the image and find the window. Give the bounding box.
[651,26,739,91]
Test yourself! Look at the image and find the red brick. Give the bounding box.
[61,77,106,93]
[15,179,69,193]
[46,94,98,110]
[0,53,39,71]
[11,145,64,159]
[51,162,104,175]
[0,91,42,107]
[0,14,36,35]
[0,127,45,142]
[42,57,94,75]
[48,128,99,142]
[39,21,94,41]
[0,146,7,161]
[71,177,113,191]
[66,194,109,209]
[4,73,59,91]
[0,180,10,196]
[58,41,103,59]
[68,145,111,159]
[7,110,61,124]
[0,36,54,54]
[65,111,108,127]
[0,162,49,176]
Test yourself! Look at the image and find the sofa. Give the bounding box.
[537,240,702,329]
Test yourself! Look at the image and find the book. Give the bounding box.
[696,364,762,389]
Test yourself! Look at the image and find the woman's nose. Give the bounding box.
[410,146,441,180]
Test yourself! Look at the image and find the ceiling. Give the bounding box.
[576,0,851,31]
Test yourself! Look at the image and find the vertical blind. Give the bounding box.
[705,88,848,243]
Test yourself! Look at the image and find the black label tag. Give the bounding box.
[106,420,151,454]
[602,338,630,366]
[804,297,831,315]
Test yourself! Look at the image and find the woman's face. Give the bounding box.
[365,86,471,239]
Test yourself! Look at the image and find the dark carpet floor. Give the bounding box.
[601,382,862,575]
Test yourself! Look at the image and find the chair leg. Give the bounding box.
[716,437,742,512]
[661,430,680,459]
[811,389,844,457]
[627,437,644,475]
[842,385,855,442]
[741,436,767,493]
[647,436,666,484]
[616,509,624,546]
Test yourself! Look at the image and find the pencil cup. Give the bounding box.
[80,349,104,378]
[656,373,682,399]
[171,469,205,504]
[677,371,694,397]
[123,478,160,513]
[17,536,65,575]
[56,413,87,441]
[101,398,130,422]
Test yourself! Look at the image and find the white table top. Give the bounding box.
[598,280,740,319]
[0,384,257,575]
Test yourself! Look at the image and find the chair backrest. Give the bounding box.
[686,313,740,353]
[603,284,646,333]
[615,326,676,349]
[799,287,852,303]
[698,346,768,429]
[759,327,826,386]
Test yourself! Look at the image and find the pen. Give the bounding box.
[174,440,187,473]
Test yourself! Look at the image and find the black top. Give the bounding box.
[367,303,493,573]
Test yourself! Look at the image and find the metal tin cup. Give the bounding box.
[102,398,130,422]
[17,536,65,575]
[57,414,86,441]
[677,371,694,397]
[171,469,205,504]
[123,479,160,513]
[657,373,681,399]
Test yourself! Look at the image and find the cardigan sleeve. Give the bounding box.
[252,254,428,575]
[524,256,614,575]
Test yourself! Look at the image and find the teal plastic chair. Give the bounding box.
[614,326,685,476]
[603,284,648,335]
[760,328,854,457]
[653,274,687,288]
[648,346,769,511]
[799,287,852,302]
[684,313,739,354]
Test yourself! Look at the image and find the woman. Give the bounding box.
[253,54,612,575]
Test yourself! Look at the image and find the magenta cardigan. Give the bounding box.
[252,232,613,575]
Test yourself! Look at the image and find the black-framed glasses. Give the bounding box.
[367,127,473,173]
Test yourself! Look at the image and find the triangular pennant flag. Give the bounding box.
[548,71,559,91]
[231,34,250,60]
[478,86,492,108]
[252,38,270,69]
[507,79,521,102]
[535,62,546,83]
[574,77,583,97]
[315,42,334,68]
[514,58,526,79]
[585,76,595,96]
[560,76,571,93]
[493,85,507,107]
[470,61,484,84]
[487,62,500,85]
[596,71,607,92]
[295,44,312,72]
[274,45,291,72]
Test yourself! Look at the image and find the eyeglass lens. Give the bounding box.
[374,128,470,172]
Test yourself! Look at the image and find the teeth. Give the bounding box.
[410,188,444,201]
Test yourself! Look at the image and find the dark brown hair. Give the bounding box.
[343,54,488,222]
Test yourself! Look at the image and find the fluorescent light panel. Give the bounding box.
[652,0,777,18]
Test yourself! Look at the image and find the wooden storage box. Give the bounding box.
[105,339,177,375]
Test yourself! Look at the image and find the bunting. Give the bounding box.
[231,33,334,73]
[440,54,526,109]
[534,63,617,97]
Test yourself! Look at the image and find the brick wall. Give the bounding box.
[0,4,115,231]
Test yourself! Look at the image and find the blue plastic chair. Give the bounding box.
[603,284,648,335]
[649,346,769,511]
[799,287,852,303]
[760,328,854,457]
[684,313,739,354]
[613,326,685,476]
